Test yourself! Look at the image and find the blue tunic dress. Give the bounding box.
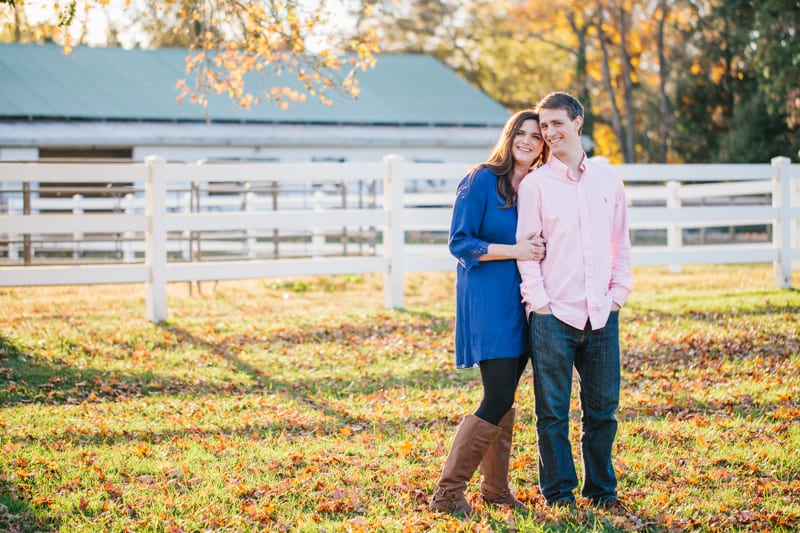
[449,167,530,368]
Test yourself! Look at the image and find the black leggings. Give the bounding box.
[474,353,530,426]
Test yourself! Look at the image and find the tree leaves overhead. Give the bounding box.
[1,0,379,111]
[749,0,800,129]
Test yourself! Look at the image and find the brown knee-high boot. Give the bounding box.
[429,414,502,516]
[479,408,524,508]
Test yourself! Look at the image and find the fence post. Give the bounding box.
[665,180,682,273]
[311,189,325,258]
[145,156,168,322]
[1,148,36,262]
[22,182,31,265]
[383,154,405,308]
[771,156,792,289]
[793,161,800,270]
[180,190,192,261]
[122,193,135,262]
[244,183,257,259]
[7,194,18,257]
[73,194,84,259]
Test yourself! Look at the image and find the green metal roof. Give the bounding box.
[0,43,509,126]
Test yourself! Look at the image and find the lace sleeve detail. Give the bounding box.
[456,240,489,270]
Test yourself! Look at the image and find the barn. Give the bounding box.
[0,43,510,164]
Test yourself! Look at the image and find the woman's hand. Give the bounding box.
[515,233,546,261]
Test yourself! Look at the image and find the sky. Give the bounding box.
[19,0,116,45]
[19,0,360,50]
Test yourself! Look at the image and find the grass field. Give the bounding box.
[1,264,799,532]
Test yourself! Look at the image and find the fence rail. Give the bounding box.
[1,155,797,322]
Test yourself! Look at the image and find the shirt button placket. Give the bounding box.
[577,179,594,326]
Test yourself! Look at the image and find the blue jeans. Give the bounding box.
[529,312,620,505]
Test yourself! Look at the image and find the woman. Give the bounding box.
[430,110,549,516]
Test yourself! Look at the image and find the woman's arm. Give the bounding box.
[481,234,546,262]
[449,174,489,270]
[450,169,546,268]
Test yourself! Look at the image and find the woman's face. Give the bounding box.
[511,118,544,169]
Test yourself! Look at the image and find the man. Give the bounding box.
[516,92,633,510]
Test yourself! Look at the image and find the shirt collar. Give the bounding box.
[548,152,588,182]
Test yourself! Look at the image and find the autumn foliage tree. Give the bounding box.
[0,0,379,111]
[361,0,799,164]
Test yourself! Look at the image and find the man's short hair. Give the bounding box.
[536,92,584,120]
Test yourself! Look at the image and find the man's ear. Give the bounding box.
[574,115,584,133]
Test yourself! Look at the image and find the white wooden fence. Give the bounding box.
[0,156,797,322]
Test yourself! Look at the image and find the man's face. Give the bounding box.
[538,108,583,156]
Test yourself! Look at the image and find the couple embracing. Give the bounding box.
[429,92,634,515]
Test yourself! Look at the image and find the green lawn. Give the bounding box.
[1,265,798,532]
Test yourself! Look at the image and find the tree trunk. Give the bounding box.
[595,2,626,158]
[568,11,596,155]
[617,2,636,162]
[656,0,671,162]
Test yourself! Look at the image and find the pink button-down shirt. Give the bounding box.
[516,154,633,330]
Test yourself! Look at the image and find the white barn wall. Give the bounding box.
[132,144,495,164]
[0,148,38,161]
[1,121,503,165]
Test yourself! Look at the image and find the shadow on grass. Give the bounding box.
[617,395,796,421]
[0,478,59,533]
[627,297,799,320]
[0,311,473,440]
[2,296,794,421]
[0,319,477,448]
[1,332,795,531]
[0,309,459,400]
[621,303,799,370]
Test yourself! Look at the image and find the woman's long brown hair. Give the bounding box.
[468,109,549,208]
